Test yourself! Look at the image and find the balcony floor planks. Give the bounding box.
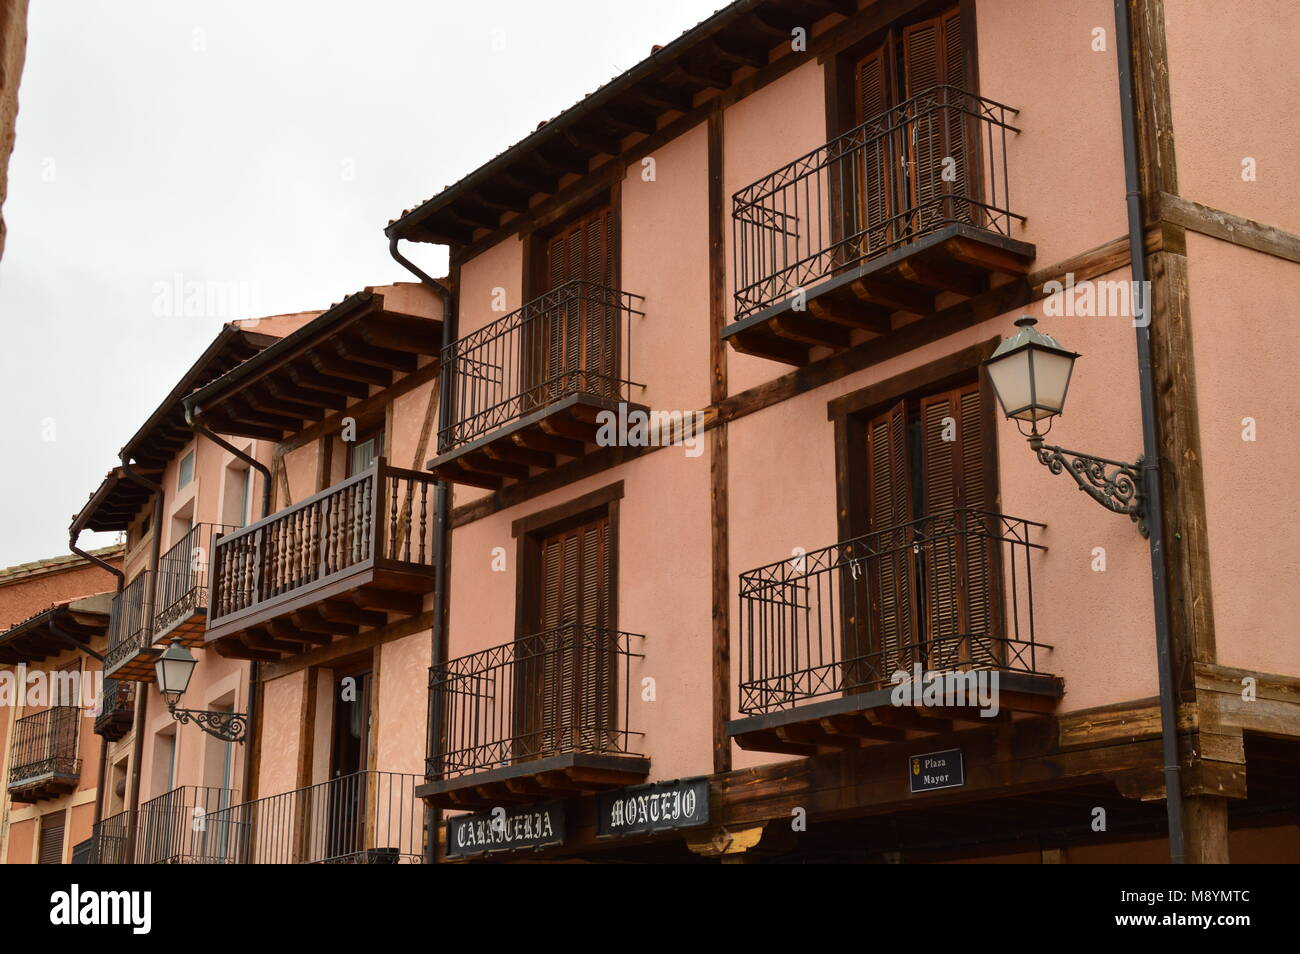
[205,562,434,661]
[428,392,649,490]
[417,751,651,811]
[724,225,1036,367]
[728,671,1064,756]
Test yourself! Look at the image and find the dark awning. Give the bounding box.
[386,0,854,244]
[0,594,114,666]
[183,288,443,441]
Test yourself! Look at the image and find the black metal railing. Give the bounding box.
[8,707,81,786]
[85,809,132,864]
[93,677,136,738]
[104,571,153,673]
[737,509,1047,716]
[199,771,421,863]
[428,624,645,781]
[209,459,437,629]
[438,280,645,452]
[135,785,239,864]
[154,523,236,638]
[732,85,1023,321]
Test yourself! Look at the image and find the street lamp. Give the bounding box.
[984,316,1148,536]
[154,637,248,743]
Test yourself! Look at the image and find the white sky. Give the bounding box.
[0,0,723,568]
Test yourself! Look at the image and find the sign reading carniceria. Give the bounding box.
[445,801,565,858]
[598,777,710,838]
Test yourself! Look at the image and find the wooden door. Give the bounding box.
[520,514,614,758]
[531,207,619,406]
[851,36,901,258]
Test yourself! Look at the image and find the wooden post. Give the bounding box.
[1182,795,1230,864]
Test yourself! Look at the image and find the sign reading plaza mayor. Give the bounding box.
[444,801,565,858]
[909,748,965,794]
[597,777,711,838]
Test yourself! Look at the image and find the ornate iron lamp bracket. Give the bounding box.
[1027,434,1148,537]
[168,705,248,743]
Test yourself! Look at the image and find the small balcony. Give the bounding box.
[103,571,156,681]
[726,86,1035,366]
[729,510,1061,755]
[427,280,646,490]
[93,677,136,741]
[81,808,132,864]
[418,624,648,809]
[154,523,235,648]
[205,459,438,661]
[8,707,81,803]
[201,770,422,863]
[135,786,239,863]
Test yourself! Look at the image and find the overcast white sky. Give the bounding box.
[0,0,723,568]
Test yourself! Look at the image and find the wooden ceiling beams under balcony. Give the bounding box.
[184,292,443,442]
[387,0,857,246]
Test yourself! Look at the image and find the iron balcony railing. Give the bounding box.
[208,458,438,629]
[104,571,153,673]
[135,786,239,864]
[154,522,236,638]
[199,770,422,863]
[428,624,645,781]
[84,809,132,864]
[732,85,1023,322]
[93,677,135,738]
[737,509,1048,716]
[8,707,81,787]
[438,280,645,453]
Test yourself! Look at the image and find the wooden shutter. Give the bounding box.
[529,514,614,757]
[539,207,619,405]
[852,41,899,256]
[919,383,999,668]
[864,400,918,678]
[39,810,66,865]
[902,7,971,232]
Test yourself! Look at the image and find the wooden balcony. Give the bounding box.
[417,625,649,810]
[93,677,135,742]
[726,86,1034,367]
[728,510,1062,756]
[427,281,647,490]
[8,707,81,804]
[205,459,438,661]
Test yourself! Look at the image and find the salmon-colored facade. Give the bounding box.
[3,0,1297,866]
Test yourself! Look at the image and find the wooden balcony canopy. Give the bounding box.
[0,594,113,666]
[70,324,279,533]
[183,290,443,442]
[386,0,858,245]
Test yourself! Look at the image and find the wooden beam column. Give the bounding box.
[708,106,731,775]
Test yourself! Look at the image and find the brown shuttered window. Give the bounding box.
[533,206,620,406]
[902,7,971,230]
[852,40,898,256]
[39,810,66,865]
[523,514,615,757]
[864,400,918,675]
[858,379,1000,674]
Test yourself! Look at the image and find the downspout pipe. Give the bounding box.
[117,457,165,864]
[68,526,123,833]
[1114,0,1186,864]
[184,408,273,805]
[389,236,454,864]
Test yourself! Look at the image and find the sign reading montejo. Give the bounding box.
[597,777,710,838]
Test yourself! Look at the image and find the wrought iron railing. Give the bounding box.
[208,459,437,629]
[438,280,645,452]
[737,509,1048,716]
[199,770,422,863]
[428,624,645,781]
[8,706,81,786]
[93,677,136,738]
[135,785,239,864]
[104,571,153,673]
[154,522,236,638]
[732,85,1023,321]
[84,809,132,864]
